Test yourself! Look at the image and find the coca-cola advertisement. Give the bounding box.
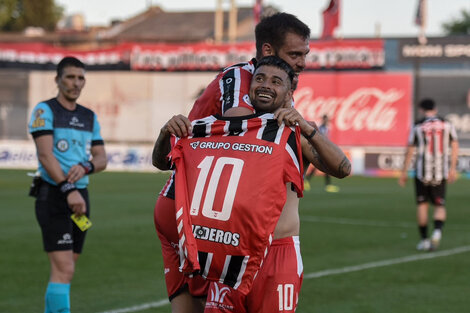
[294,73,413,146]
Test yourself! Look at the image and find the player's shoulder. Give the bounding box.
[33,98,55,114]
[221,58,257,74]
[76,103,95,115]
[414,117,426,126]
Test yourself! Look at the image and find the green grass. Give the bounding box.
[1,169,469,313]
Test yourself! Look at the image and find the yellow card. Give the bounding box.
[70,214,92,231]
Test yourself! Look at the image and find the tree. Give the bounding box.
[0,0,63,31]
[442,9,470,35]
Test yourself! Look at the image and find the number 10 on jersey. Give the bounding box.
[190,156,245,221]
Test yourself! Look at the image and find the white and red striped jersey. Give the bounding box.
[160,59,257,199]
[408,116,458,184]
[171,113,304,295]
[188,59,256,120]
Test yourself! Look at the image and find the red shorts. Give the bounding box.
[154,195,210,300]
[204,236,303,313]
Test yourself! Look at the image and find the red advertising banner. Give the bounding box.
[294,72,413,146]
[0,39,384,71]
[0,42,129,67]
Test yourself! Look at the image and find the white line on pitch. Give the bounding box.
[97,299,169,313]
[301,215,415,228]
[99,245,470,313]
[301,216,470,230]
[305,245,470,279]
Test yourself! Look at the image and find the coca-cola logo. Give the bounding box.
[294,87,404,132]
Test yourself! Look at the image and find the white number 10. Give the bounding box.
[277,283,294,310]
[190,156,244,221]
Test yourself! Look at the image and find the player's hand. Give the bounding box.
[274,107,311,134]
[66,164,86,183]
[67,190,87,216]
[162,114,192,138]
[398,172,407,187]
[448,168,457,183]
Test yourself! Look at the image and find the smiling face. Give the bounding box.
[55,65,86,105]
[249,65,293,113]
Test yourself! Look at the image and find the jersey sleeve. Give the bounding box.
[448,122,458,142]
[28,102,53,137]
[189,65,254,120]
[91,113,105,146]
[218,66,254,114]
[189,74,222,120]
[283,127,304,197]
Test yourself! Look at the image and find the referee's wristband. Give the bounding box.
[79,161,94,174]
[304,129,317,140]
[58,181,77,197]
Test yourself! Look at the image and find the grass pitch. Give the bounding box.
[1,169,469,313]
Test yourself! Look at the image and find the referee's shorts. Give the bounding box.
[35,180,90,253]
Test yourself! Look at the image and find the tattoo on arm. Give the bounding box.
[338,157,351,178]
[311,146,329,173]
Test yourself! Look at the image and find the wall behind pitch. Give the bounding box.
[28,71,216,143]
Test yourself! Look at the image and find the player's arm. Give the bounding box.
[300,130,350,179]
[448,140,459,183]
[399,145,415,187]
[274,108,351,178]
[152,114,192,170]
[34,134,86,215]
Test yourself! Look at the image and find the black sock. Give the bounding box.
[419,225,428,239]
[434,220,444,231]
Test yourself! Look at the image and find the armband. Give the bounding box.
[304,129,317,140]
[79,161,95,174]
[58,181,77,197]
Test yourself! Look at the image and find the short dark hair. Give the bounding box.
[419,98,435,111]
[255,55,295,85]
[56,56,85,77]
[255,12,310,59]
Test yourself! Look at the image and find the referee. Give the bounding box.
[28,56,107,312]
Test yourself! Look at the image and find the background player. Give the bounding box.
[399,98,459,251]
[28,56,107,313]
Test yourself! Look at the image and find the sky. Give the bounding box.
[55,0,470,38]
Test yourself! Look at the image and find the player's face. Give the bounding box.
[249,65,292,113]
[56,66,86,102]
[274,32,309,89]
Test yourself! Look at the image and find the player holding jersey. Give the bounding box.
[173,57,303,312]
[152,13,311,312]
[28,56,107,313]
[156,56,349,312]
[152,13,350,312]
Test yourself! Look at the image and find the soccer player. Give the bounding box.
[172,56,302,312]
[152,13,350,312]
[399,98,459,251]
[28,56,107,313]
[156,56,349,312]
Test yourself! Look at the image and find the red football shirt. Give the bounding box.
[188,59,256,120]
[171,113,304,295]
